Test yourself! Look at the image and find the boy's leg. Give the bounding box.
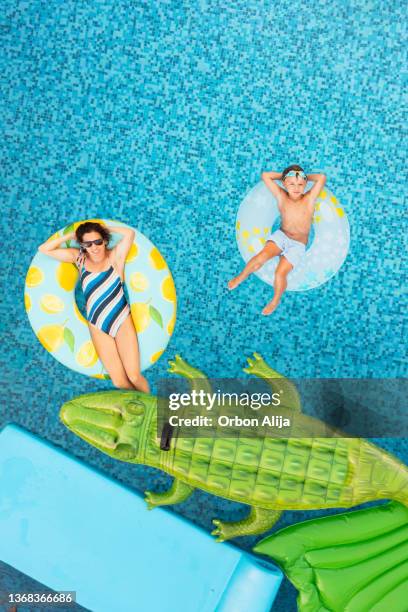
[228,241,282,290]
[262,256,293,315]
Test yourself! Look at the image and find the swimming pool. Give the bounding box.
[1,1,406,609]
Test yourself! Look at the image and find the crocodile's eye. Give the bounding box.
[127,400,145,416]
[115,442,138,460]
[123,400,145,425]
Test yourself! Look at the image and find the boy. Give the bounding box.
[228,165,326,314]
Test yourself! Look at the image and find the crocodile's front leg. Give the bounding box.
[244,353,302,412]
[211,507,281,542]
[145,478,194,510]
[168,354,212,395]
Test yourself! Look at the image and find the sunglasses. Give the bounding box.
[80,239,104,249]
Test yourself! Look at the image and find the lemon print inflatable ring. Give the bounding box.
[236,182,350,291]
[25,219,176,377]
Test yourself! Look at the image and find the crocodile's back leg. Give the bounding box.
[211,507,281,542]
[244,353,302,412]
[145,479,194,510]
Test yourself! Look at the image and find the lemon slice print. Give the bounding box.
[130,272,149,292]
[56,262,78,291]
[167,312,176,336]
[130,302,151,333]
[26,266,44,288]
[76,340,98,367]
[125,242,139,263]
[74,301,87,325]
[37,324,65,353]
[40,294,65,314]
[150,350,164,364]
[161,275,176,303]
[24,293,31,312]
[149,247,167,270]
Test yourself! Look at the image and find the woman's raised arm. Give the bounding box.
[107,226,136,267]
[38,232,79,263]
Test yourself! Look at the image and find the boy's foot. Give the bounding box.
[228,276,242,290]
[262,301,280,315]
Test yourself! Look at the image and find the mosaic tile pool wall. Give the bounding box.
[1,1,406,610]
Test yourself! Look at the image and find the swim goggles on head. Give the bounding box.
[80,238,104,248]
[283,170,307,181]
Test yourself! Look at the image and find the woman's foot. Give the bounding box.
[228,275,243,290]
[262,300,280,315]
[131,374,150,393]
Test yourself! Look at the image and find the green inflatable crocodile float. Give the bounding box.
[60,354,408,542]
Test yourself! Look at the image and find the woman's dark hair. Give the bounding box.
[281,164,305,181]
[75,222,111,244]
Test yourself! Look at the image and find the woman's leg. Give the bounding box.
[115,316,150,393]
[88,324,134,389]
[228,241,282,290]
[262,256,293,315]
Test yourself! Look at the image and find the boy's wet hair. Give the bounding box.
[282,164,305,181]
[76,221,111,244]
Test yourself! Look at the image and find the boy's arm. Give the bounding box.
[306,173,326,205]
[261,171,286,201]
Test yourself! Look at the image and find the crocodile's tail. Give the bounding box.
[254,502,408,612]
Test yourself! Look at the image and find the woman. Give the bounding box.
[39,221,150,392]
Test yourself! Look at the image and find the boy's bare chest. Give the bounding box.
[280,199,312,222]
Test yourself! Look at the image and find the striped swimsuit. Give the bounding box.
[79,260,130,338]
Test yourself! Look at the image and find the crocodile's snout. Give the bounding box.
[59,394,148,461]
[59,398,124,449]
[60,399,79,427]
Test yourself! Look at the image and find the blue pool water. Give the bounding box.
[1,1,406,610]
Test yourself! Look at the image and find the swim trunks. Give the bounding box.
[79,261,130,337]
[266,229,306,268]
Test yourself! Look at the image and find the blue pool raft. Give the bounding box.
[0,424,282,612]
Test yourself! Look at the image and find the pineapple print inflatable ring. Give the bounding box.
[25,220,176,377]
